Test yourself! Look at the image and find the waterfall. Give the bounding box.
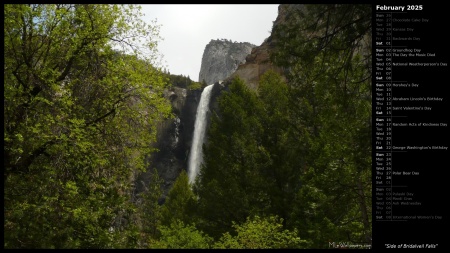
[188,84,215,184]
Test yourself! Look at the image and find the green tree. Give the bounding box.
[167,73,193,88]
[201,78,208,88]
[187,81,202,90]
[4,4,171,248]
[194,77,270,238]
[194,72,300,238]
[257,71,302,224]
[271,4,372,247]
[136,170,164,247]
[150,220,213,249]
[214,215,306,249]
[161,170,197,226]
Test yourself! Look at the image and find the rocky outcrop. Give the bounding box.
[226,39,284,90]
[198,39,255,85]
[225,4,304,90]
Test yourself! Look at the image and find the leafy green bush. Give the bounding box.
[215,215,306,249]
[150,220,213,249]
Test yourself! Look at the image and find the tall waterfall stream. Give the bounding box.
[187,84,215,184]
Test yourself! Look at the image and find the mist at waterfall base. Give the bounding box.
[187,84,215,184]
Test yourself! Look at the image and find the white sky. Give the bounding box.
[139,4,279,82]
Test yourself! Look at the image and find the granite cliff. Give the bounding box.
[198,39,255,85]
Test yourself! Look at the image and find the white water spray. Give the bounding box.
[188,84,214,184]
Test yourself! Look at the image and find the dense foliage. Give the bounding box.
[271,5,372,247]
[4,4,171,248]
[214,215,306,249]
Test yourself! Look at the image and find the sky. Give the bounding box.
[139,4,279,82]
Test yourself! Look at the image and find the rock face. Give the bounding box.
[226,38,283,90]
[198,39,255,85]
[135,86,202,202]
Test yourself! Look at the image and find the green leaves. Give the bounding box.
[161,170,196,226]
[4,4,170,249]
[215,215,306,249]
[270,5,372,247]
[193,73,299,239]
[151,220,213,249]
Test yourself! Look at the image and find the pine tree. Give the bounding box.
[161,170,197,226]
[138,170,164,243]
[193,77,268,238]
